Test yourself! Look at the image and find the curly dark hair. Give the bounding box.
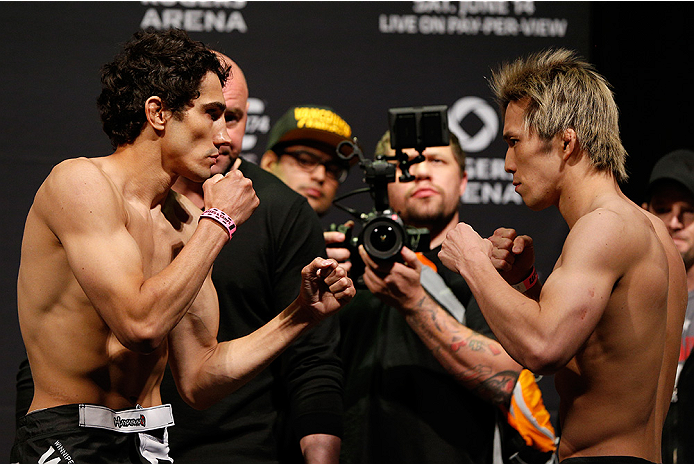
[97,28,229,148]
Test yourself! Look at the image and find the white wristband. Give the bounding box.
[511,267,538,292]
[200,208,236,240]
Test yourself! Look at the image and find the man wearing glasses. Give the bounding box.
[260,105,353,217]
[642,149,694,464]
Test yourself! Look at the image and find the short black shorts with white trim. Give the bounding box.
[11,403,174,464]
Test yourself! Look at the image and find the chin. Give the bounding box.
[191,168,212,182]
[312,203,330,217]
[524,202,545,212]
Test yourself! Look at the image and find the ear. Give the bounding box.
[458,171,469,198]
[561,128,578,161]
[145,96,167,131]
[641,201,649,211]
[260,150,279,171]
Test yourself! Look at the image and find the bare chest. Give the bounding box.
[125,200,194,278]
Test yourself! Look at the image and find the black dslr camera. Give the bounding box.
[330,105,449,281]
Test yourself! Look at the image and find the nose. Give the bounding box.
[504,148,515,174]
[410,159,431,179]
[214,120,232,148]
[310,163,327,182]
[664,210,684,230]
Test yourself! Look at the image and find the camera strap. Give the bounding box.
[419,265,467,325]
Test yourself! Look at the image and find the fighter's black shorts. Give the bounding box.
[11,403,175,464]
[561,456,657,464]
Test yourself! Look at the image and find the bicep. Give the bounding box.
[41,164,148,324]
[62,222,147,313]
[537,219,624,359]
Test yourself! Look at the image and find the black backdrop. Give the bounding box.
[1,1,692,457]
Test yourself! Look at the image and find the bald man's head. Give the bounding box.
[212,51,249,174]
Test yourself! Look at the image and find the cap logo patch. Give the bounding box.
[294,107,351,138]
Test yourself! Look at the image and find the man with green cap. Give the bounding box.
[260,105,353,217]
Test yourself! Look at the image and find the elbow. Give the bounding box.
[175,382,222,411]
[118,324,167,354]
[520,343,569,375]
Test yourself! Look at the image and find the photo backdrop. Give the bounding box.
[2,1,692,457]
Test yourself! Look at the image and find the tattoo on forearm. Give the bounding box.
[404,294,519,405]
[469,370,519,405]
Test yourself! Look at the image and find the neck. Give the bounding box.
[172,176,205,210]
[428,211,461,249]
[105,141,177,209]
[557,165,622,228]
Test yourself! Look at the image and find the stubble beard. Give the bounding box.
[397,198,452,230]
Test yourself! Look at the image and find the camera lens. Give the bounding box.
[369,225,397,252]
[362,217,405,260]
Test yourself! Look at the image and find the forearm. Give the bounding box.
[401,292,521,405]
[176,298,318,409]
[300,434,341,464]
[458,257,557,372]
[122,220,229,350]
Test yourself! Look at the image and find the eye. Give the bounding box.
[225,111,242,124]
[207,109,222,121]
[683,211,694,224]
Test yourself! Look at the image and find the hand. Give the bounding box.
[324,221,354,275]
[202,169,259,226]
[439,222,492,275]
[299,258,355,322]
[359,245,426,309]
[325,243,352,275]
[488,228,535,285]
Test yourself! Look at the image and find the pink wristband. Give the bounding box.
[511,266,538,292]
[200,208,236,240]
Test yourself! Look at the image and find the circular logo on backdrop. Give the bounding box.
[448,97,498,153]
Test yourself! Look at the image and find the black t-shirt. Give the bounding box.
[160,161,343,463]
[338,247,496,464]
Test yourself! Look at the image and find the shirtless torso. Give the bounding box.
[18,156,208,412]
[439,96,686,463]
[551,195,686,460]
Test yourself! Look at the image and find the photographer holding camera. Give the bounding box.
[338,129,555,464]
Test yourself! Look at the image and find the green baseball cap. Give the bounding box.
[266,105,352,155]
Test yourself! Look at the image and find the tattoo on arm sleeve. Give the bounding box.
[407,295,519,405]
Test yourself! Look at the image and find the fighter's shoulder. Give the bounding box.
[570,202,660,262]
[571,206,624,236]
[564,205,635,259]
[36,157,123,219]
[42,157,116,197]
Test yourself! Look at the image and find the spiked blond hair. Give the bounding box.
[490,48,628,182]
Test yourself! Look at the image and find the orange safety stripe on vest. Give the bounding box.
[503,369,557,452]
